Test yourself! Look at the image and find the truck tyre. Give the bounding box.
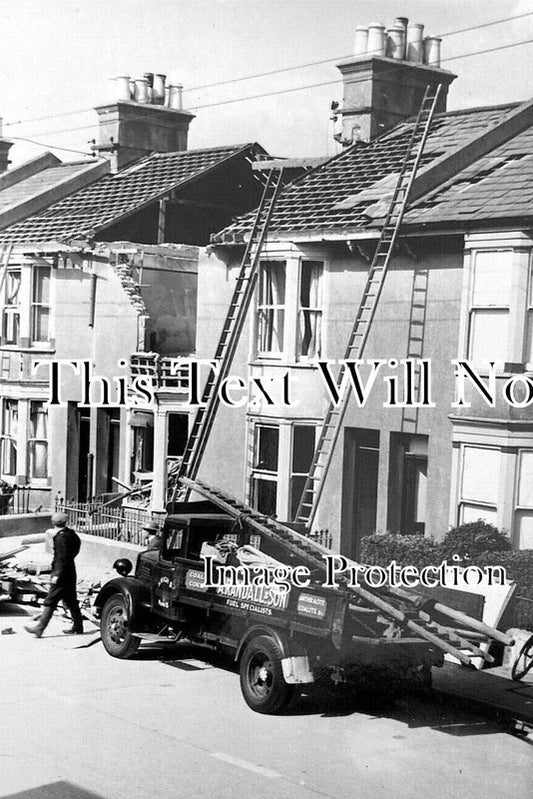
[101,594,140,659]
[239,635,294,714]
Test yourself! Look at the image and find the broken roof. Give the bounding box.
[0,143,265,246]
[212,102,533,242]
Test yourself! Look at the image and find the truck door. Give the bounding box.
[152,524,187,618]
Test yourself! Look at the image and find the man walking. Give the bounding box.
[24,512,84,638]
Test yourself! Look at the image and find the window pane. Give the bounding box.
[29,441,48,478]
[472,251,512,306]
[30,402,48,438]
[5,271,21,305]
[252,478,277,516]
[460,503,498,526]
[257,262,286,354]
[462,446,500,504]
[32,307,49,342]
[33,267,51,303]
[517,451,533,507]
[468,309,508,362]
[292,425,315,472]
[298,262,323,358]
[167,413,188,457]
[255,426,279,472]
[516,511,533,549]
[2,310,20,345]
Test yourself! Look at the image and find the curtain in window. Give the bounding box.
[28,403,48,478]
[298,262,322,358]
[257,264,285,354]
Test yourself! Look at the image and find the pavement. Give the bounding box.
[0,602,531,799]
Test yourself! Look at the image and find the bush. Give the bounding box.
[440,520,511,561]
[360,533,442,570]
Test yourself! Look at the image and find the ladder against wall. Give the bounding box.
[171,168,285,499]
[294,84,443,529]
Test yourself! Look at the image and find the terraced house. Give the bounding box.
[0,76,268,509]
[193,23,533,555]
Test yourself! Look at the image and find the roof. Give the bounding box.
[0,153,108,233]
[0,144,263,245]
[212,103,533,242]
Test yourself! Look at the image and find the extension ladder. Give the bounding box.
[294,85,442,528]
[172,168,285,496]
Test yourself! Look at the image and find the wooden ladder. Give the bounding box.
[294,85,442,528]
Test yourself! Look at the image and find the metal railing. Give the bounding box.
[0,485,32,515]
[54,498,165,545]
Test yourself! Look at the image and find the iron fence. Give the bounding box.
[0,486,32,515]
[54,498,165,545]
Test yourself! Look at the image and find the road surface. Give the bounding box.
[0,604,531,799]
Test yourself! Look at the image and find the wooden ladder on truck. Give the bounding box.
[294,84,442,529]
[171,167,285,500]
[182,476,514,667]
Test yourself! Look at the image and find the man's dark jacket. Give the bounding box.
[51,526,81,586]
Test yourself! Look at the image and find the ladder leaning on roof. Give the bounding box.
[171,167,285,500]
[293,84,442,529]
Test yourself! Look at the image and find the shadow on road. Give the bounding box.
[133,641,517,737]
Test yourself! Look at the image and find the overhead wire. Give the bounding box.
[3,10,533,130]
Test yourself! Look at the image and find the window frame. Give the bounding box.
[457,444,499,526]
[27,400,48,481]
[466,249,512,365]
[1,398,18,476]
[250,423,279,516]
[297,260,323,361]
[1,268,22,347]
[256,260,287,358]
[30,265,51,345]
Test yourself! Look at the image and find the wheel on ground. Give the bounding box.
[101,594,140,659]
[512,634,533,681]
[239,635,294,714]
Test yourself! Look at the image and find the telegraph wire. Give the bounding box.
[4,10,533,129]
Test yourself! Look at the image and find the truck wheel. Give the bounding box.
[239,635,294,714]
[101,594,140,659]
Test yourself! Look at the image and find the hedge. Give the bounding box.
[360,530,533,630]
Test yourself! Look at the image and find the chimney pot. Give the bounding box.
[115,75,132,101]
[168,84,183,110]
[134,77,150,104]
[386,24,405,60]
[367,22,386,57]
[407,23,424,63]
[353,25,369,56]
[153,73,166,105]
[423,36,442,67]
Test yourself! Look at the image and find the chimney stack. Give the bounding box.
[94,71,195,171]
[334,16,456,145]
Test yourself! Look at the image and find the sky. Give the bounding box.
[1,0,532,165]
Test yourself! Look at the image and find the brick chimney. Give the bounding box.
[0,118,14,173]
[94,73,195,171]
[333,18,456,145]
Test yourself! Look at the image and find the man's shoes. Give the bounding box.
[24,625,44,638]
[62,627,84,635]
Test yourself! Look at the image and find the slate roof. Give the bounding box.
[0,162,94,213]
[212,103,533,242]
[0,144,259,245]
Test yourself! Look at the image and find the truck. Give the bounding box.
[94,482,510,714]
